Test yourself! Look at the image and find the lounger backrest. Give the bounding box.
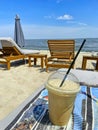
[0,38,23,55]
[47,40,75,59]
[0,37,40,55]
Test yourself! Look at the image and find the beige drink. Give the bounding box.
[45,71,80,126]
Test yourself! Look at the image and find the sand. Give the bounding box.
[0,51,97,120]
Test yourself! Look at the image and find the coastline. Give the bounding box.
[0,51,97,120]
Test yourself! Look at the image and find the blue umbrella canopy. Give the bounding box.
[14,15,25,48]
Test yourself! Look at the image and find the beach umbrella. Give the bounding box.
[14,14,25,48]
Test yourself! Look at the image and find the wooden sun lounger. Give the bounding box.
[0,47,26,70]
[45,40,75,72]
[0,38,39,70]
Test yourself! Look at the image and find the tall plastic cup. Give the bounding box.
[45,70,80,126]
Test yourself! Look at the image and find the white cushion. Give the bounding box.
[0,37,40,54]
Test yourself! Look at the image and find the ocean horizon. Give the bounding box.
[24,38,98,52]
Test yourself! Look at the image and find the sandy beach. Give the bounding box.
[0,51,97,121]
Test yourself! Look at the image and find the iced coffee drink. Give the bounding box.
[45,70,80,126]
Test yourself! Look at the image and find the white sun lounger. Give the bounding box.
[0,37,40,69]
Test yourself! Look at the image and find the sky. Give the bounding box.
[0,0,98,39]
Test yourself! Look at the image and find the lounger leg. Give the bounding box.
[34,58,37,65]
[28,57,32,67]
[45,57,48,72]
[82,57,87,70]
[41,57,44,68]
[44,55,47,66]
[96,60,98,70]
[46,66,48,72]
[7,61,10,70]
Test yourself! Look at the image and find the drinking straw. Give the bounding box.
[59,39,86,87]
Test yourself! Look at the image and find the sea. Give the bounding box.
[24,38,98,52]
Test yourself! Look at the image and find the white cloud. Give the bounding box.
[57,14,73,20]
[44,15,52,19]
[23,24,98,39]
[0,24,98,39]
[78,22,87,26]
[0,24,14,38]
[67,21,87,26]
[56,0,63,3]
[57,14,87,27]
